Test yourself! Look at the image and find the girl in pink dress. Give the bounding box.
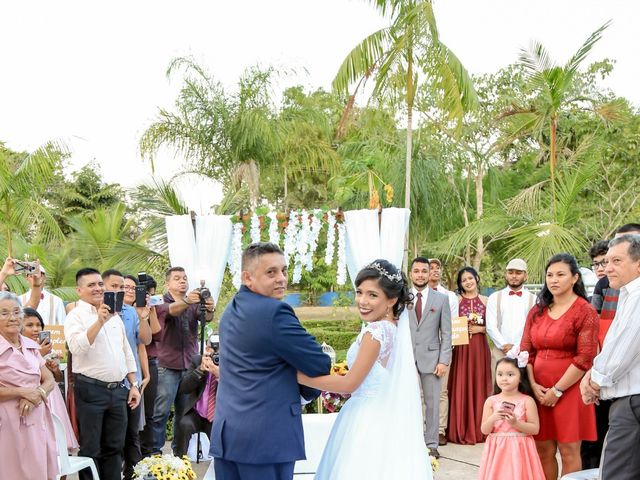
[478,349,545,480]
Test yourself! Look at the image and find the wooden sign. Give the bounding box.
[45,325,68,362]
[451,316,469,346]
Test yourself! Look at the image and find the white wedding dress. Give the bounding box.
[315,313,433,479]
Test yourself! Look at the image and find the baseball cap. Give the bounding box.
[506,258,527,272]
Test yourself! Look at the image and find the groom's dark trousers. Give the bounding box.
[210,285,331,480]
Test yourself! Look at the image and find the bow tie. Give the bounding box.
[509,290,522,297]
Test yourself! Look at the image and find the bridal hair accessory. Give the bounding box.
[506,346,529,368]
[365,262,402,283]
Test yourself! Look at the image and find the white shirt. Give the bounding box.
[411,287,430,315]
[20,289,66,325]
[434,285,459,318]
[64,300,137,382]
[485,287,536,349]
[591,275,640,400]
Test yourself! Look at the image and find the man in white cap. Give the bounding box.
[485,259,536,380]
[19,265,67,325]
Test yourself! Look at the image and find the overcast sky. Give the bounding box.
[1,0,636,211]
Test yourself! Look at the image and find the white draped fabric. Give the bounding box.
[165,214,233,303]
[195,215,233,303]
[165,215,198,284]
[344,209,381,287]
[343,207,410,285]
[380,207,410,269]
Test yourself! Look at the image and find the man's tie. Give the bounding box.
[509,290,523,297]
[415,292,423,322]
[206,374,217,422]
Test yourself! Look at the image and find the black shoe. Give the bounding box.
[428,447,440,459]
[439,433,448,446]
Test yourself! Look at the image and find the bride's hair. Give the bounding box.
[355,259,412,317]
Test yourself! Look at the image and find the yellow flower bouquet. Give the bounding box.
[133,454,196,480]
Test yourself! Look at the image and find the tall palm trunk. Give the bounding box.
[402,56,414,272]
[550,116,558,220]
[472,164,485,271]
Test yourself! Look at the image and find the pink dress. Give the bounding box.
[0,334,58,480]
[478,394,545,480]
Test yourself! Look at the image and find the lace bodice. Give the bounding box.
[346,320,396,398]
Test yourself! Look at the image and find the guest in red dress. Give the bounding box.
[447,267,492,444]
[520,253,599,480]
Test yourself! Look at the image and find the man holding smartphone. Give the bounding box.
[102,269,152,480]
[64,268,140,480]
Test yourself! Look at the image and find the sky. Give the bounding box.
[1,0,637,212]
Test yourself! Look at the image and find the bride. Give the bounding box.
[298,259,433,479]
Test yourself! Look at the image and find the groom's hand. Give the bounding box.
[433,363,447,377]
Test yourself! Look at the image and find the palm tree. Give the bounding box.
[140,59,281,210]
[333,0,477,207]
[332,0,477,267]
[0,141,66,256]
[502,21,613,217]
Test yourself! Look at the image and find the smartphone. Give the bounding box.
[38,330,51,343]
[149,294,164,306]
[138,272,148,288]
[103,291,125,314]
[104,291,116,313]
[135,285,147,307]
[501,401,516,414]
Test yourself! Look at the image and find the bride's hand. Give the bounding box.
[297,371,310,385]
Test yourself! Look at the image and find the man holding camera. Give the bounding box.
[174,334,220,458]
[64,268,140,480]
[150,266,214,455]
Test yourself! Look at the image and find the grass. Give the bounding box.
[296,306,361,362]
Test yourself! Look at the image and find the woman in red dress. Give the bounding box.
[447,267,492,444]
[520,253,598,480]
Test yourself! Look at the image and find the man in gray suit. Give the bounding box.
[408,256,452,459]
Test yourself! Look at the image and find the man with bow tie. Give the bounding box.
[485,258,536,381]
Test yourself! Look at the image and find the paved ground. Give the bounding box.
[68,441,482,479]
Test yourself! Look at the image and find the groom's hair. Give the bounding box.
[241,242,284,271]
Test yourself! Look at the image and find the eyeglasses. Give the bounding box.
[591,260,607,270]
[0,310,24,320]
[123,285,136,291]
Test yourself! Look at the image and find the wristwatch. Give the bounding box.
[131,382,140,390]
[552,385,564,398]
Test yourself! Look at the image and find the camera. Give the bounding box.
[15,260,38,274]
[207,333,220,366]
[197,279,211,305]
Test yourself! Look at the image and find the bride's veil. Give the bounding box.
[377,309,432,478]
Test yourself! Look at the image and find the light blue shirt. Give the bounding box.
[120,304,142,384]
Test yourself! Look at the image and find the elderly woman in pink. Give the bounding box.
[0,292,58,480]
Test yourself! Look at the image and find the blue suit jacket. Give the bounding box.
[210,286,331,464]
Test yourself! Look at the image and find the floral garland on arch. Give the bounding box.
[228,208,345,288]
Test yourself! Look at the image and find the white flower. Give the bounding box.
[283,210,299,267]
[324,211,336,265]
[250,213,261,243]
[228,222,244,289]
[336,222,347,285]
[292,210,310,284]
[267,210,280,246]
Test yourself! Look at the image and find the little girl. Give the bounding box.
[478,348,545,479]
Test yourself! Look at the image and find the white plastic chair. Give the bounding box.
[561,469,599,479]
[51,413,100,480]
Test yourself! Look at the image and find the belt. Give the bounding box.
[75,373,126,389]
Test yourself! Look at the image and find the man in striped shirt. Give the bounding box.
[580,234,640,479]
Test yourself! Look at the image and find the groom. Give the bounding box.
[408,256,452,459]
[211,242,331,480]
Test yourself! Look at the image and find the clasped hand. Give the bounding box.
[489,408,517,425]
[532,382,558,407]
[579,370,601,405]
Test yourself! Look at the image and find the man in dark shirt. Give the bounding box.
[149,266,214,455]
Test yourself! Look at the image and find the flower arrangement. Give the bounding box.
[322,361,351,413]
[467,312,484,325]
[132,454,196,480]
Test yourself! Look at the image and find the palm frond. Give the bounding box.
[565,21,612,74]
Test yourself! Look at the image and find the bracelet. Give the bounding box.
[37,386,48,399]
